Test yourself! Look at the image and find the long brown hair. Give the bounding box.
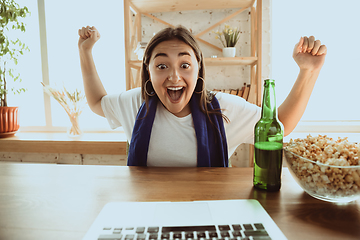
[141,26,228,122]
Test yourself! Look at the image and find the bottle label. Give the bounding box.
[254,142,283,151]
[253,142,283,191]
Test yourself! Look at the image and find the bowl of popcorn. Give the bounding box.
[284,135,360,203]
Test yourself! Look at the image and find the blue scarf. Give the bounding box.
[127,93,228,167]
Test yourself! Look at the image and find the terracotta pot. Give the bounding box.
[0,106,19,137]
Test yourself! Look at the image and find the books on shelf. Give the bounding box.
[212,83,251,101]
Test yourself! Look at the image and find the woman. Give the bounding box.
[78,25,326,167]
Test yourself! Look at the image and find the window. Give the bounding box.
[6,0,44,127]
[272,0,360,133]
[9,0,360,134]
[8,0,125,132]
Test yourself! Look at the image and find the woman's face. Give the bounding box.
[148,39,199,117]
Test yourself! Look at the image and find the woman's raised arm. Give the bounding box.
[278,36,327,136]
[78,26,106,117]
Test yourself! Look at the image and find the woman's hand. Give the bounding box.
[293,36,327,72]
[279,36,327,136]
[78,26,101,51]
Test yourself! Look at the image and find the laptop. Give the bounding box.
[83,199,287,240]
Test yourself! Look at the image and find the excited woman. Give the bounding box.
[78,25,326,167]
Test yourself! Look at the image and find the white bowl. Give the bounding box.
[284,148,360,203]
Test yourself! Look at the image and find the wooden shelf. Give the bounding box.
[129,57,257,68]
[130,0,254,13]
[205,57,257,66]
[124,0,262,106]
[129,60,142,68]
[0,132,127,155]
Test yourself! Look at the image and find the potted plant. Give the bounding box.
[213,24,241,57]
[0,0,30,137]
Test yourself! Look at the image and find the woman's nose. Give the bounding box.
[168,69,181,82]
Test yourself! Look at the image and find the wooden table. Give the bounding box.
[0,163,359,240]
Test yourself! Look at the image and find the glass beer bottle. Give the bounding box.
[253,79,284,191]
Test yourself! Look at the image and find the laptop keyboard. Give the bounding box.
[98,224,271,240]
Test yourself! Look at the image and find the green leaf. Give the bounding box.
[9,69,14,78]
[0,0,30,102]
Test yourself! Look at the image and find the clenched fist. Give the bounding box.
[78,26,101,51]
[293,36,327,72]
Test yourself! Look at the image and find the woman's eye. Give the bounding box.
[156,64,167,70]
[181,63,190,69]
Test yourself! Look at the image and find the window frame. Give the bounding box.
[16,0,125,133]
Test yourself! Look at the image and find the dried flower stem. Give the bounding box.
[41,82,87,136]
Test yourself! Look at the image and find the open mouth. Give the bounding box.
[167,86,184,102]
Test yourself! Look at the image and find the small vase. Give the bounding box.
[67,114,83,139]
[222,47,236,57]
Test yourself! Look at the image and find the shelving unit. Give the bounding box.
[123,0,262,106]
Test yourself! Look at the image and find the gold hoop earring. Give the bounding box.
[194,77,205,94]
[144,79,156,97]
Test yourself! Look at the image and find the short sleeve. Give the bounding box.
[101,87,143,141]
[216,92,261,155]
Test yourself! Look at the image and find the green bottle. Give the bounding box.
[253,79,284,191]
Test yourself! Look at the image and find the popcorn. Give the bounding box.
[285,135,360,201]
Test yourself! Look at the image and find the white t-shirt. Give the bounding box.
[101,88,261,166]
